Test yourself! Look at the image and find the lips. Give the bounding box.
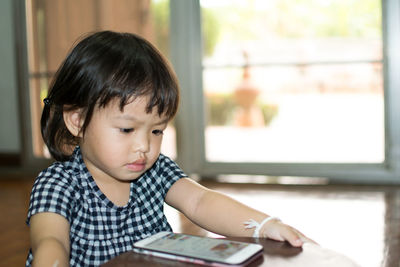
[126,159,146,172]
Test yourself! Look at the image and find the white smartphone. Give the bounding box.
[133,232,263,266]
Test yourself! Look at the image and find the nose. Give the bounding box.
[134,132,150,153]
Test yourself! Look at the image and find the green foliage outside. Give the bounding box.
[151,0,170,57]
[208,0,381,40]
[272,0,381,38]
[206,93,278,126]
[201,8,220,56]
[206,94,236,126]
[151,0,220,58]
[260,102,279,126]
[152,0,382,53]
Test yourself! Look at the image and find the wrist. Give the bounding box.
[244,216,281,238]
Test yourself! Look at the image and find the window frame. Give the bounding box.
[170,0,400,183]
[14,0,53,173]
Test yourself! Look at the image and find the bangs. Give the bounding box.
[94,33,179,119]
[99,61,179,119]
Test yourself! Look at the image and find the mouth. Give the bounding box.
[126,159,146,172]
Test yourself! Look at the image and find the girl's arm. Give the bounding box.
[166,178,309,247]
[30,212,70,267]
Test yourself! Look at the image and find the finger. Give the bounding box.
[300,235,318,245]
[278,227,305,247]
[292,228,318,245]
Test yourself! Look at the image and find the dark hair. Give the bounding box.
[41,31,180,161]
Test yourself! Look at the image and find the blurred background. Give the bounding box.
[1,0,393,176]
[0,0,399,267]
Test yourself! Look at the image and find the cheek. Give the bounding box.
[96,141,128,167]
[103,135,130,154]
[151,136,163,150]
[146,137,162,161]
[88,130,125,155]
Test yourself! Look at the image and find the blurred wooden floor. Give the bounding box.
[0,178,32,267]
[0,177,399,267]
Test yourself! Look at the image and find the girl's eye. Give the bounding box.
[152,129,164,136]
[120,128,134,134]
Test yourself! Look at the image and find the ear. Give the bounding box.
[63,108,84,137]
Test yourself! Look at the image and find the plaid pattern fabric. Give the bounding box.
[26,147,186,266]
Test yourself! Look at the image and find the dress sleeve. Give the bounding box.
[155,154,188,197]
[26,164,76,225]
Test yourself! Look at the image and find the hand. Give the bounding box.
[260,218,316,247]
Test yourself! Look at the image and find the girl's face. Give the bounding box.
[79,96,169,183]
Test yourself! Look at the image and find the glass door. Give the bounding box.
[170,0,400,183]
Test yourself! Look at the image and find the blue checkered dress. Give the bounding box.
[26,147,186,266]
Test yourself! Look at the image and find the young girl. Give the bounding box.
[27,31,310,267]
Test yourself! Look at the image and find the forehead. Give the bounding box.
[100,96,168,122]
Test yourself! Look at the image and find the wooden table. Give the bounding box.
[101,237,360,267]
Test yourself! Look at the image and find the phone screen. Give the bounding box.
[137,233,252,262]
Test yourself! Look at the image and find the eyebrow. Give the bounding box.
[113,115,169,125]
